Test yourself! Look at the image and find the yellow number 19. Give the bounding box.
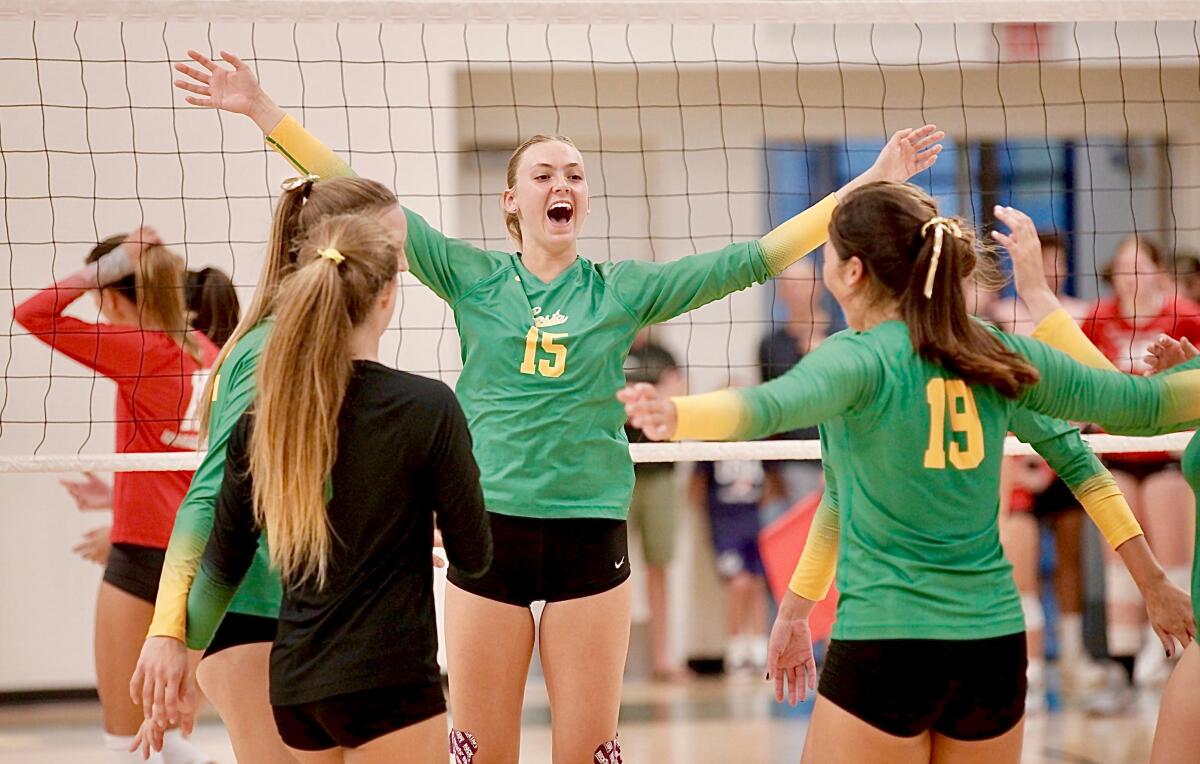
[520,327,568,378]
[923,378,984,470]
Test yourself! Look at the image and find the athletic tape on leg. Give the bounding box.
[450,729,478,764]
[594,737,622,764]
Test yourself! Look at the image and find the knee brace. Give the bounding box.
[594,736,622,764]
[449,729,478,764]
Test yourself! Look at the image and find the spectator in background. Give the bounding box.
[990,231,1092,701]
[758,261,828,515]
[624,328,687,681]
[1172,249,1200,305]
[1083,234,1200,712]
[690,459,773,674]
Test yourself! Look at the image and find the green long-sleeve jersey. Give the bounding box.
[267,114,837,520]
[675,320,1200,639]
[148,322,281,643]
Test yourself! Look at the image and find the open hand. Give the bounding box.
[766,611,817,705]
[1144,334,1199,374]
[617,382,677,441]
[869,125,945,183]
[60,472,112,510]
[72,526,112,566]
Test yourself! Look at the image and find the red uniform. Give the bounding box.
[1083,295,1200,462]
[14,284,218,548]
[1083,296,1200,374]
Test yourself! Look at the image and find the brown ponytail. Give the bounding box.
[250,213,401,587]
[829,181,1039,398]
[197,175,397,439]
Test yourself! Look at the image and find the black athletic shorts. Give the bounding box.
[272,682,446,751]
[102,543,166,604]
[1104,457,1178,482]
[447,513,630,607]
[203,613,278,658]
[818,633,1027,741]
[1030,477,1079,520]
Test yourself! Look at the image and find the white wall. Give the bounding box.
[1,19,1196,690]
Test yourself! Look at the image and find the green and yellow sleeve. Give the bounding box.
[266,113,502,305]
[1001,333,1200,436]
[1009,408,1142,549]
[147,329,272,640]
[265,114,355,180]
[788,443,840,600]
[607,195,838,327]
[670,333,882,442]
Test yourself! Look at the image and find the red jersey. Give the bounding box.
[14,284,219,548]
[1083,296,1200,374]
[1082,295,1200,462]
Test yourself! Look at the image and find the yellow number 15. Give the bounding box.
[520,327,568,378]
[923,378,984,470]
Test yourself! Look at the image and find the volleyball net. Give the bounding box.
[2,2,1199,472]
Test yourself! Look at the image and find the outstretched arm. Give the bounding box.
[610,127,944,326]
[619,334,881,442]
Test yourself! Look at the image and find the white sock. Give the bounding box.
[104,733,164,764]
[160,729,212,764]
[1027,656,1046,690]
[1058,613,1084,664]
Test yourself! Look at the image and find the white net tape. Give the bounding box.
[0,433,1192,473]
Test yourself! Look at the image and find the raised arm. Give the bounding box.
[619,333,882,442]
[607,127,943,326]
[14,228,158,377]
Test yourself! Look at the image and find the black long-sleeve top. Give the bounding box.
[194,360,491,706]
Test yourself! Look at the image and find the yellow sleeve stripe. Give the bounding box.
[265,114,355,180]
[1032,308,1116,372]
[146,560,190,641]
[670,389,747,441]
[788,501,839,601]
[1074,473,1143,550]
[1163,371,1200,425]
[759,193,839,276]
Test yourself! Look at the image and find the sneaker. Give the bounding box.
[1083,684,1137,717]
[724,636,749,675]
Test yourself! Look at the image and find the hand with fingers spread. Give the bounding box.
[59,471,112,510]
[1142,576,1196,658]
[616,382,677,442]
[129,636,189,729]
[872,125,946,184]
[1144,334,1199,374]
[766,591,818,705]
[174,49,284,134]
[72,526,112,566]
[991,204,1061,324]
[838,125,945,202]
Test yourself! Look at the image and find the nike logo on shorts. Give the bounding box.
[614,556,625,569]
